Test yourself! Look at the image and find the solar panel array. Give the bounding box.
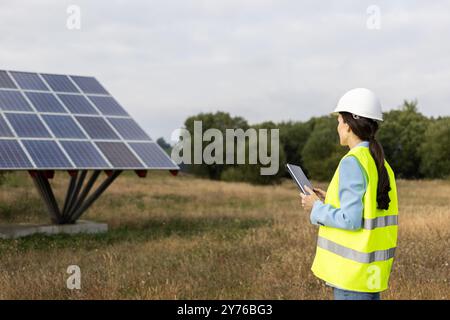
[0,70,178,170]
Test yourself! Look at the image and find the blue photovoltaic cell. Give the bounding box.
[108,118,151,140]
[88,96,128,116]
[76,116,120,140]
[0,140,33,169]
[25,92,67,113]
[0,90,32,111]
[5,113,51,138]
[10,72,49,91]
[41,74,79,93]
[71,76,109,94]
[61,141,109,168]
[22,140,73,168]
[95,142,143,168]
[0,71,17,89]
[42,115,87,139]
[130,142,178,168]
[0,115,14,137]
[58,94,98,114]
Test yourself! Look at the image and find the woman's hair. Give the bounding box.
[340,112,391,210]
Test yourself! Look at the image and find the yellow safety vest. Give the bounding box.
[311,145,398,292]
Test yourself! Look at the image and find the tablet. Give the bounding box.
[286,163,315,195]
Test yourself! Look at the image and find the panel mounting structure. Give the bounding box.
[0,70,179,224]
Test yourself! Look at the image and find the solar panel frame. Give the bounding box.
[0,69,179,171]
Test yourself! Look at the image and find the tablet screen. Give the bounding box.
[286,163,314,195]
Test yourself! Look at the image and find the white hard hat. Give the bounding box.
[334,88,383,121]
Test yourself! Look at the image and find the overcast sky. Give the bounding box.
[1,0,449,141]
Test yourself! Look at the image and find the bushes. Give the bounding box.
[419,117,450,178]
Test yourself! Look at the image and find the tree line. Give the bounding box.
[159,100,450,184]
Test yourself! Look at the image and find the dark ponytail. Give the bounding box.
[340,112,391,210]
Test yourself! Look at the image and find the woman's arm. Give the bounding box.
[310,156,367,230]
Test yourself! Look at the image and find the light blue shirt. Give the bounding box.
[310,141,369,230]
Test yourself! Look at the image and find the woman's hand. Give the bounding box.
[313,187,327,202]
[300,185,320,212]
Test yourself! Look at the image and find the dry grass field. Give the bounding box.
[0,171,448,299]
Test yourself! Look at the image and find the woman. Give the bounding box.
[300,88,398,300]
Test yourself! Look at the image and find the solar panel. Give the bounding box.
[25,92,67,113]
[0,115,14,137]
[0,69,179,171]
[87,96,128,116]
[71,76,109,94]
[0,71,17,89]
[5,113,51,138]
[107,118,151,140]
[96,142,143,168]
[130,142,178,169]
[0,140,33,169]
[60,141,109,168]
[76,116,120,140]
[10,72,49,91]
[0,90,33,111]
[42,115,87,139]
[58,94,99,115]
[42,74,79,93]
[22,140,73,168]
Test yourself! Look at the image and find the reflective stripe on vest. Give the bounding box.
[317,236,396,263]
[363,215,398,230]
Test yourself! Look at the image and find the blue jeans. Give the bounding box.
[333,288,381,300]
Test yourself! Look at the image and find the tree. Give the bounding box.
[220,121,286,185]
[419,117,450,178]
[301,115,347,181]
[184,112,249,180]
[377,100,430,179]
[278,120,314,174]
[156,137,172,154]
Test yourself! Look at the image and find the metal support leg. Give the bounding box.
[30,170,122,225]
[62,171,78,216]
[66,170,101,220]
[69,170,122,223]
[63,170,87,221]
[30,171,62,224]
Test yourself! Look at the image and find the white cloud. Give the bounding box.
[0,0,449,140]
